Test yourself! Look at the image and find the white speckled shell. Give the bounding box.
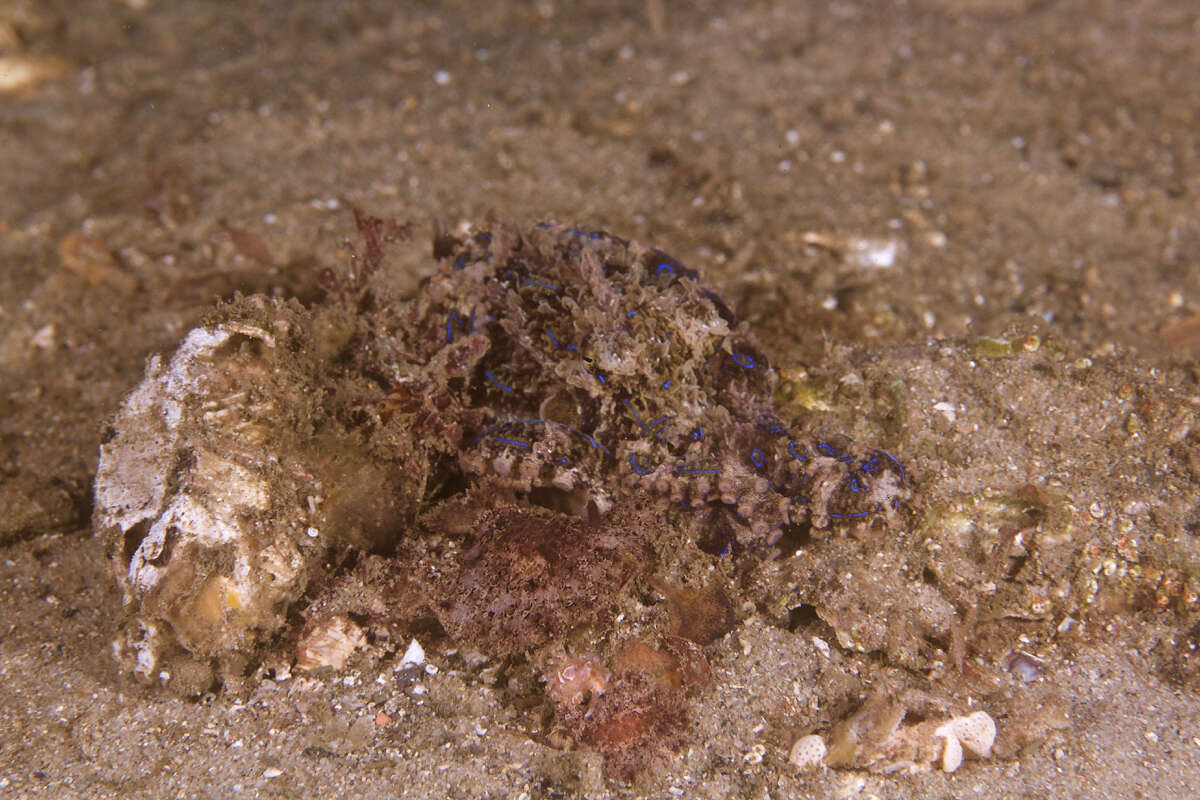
[95,298,330,683]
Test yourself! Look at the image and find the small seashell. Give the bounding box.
[788,734,828,771]
[295,615,366,672]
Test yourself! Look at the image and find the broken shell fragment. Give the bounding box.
[295,615,366,672]
[936,711,996,762]
[95,297,347,683]
[788,734,828,771]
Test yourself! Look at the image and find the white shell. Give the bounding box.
[788,734,828,771]
[95,298,332,683]
[937,711,996,758]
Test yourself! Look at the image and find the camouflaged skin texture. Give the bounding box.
[395,222,908,556]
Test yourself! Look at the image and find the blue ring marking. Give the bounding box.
[788,441,808,461]
[546,328,562,348]
[524,278,560,291]
[732,353,756,369]
[656,263,675,276]
[750,448,765,468]
[485,371,514,392]
[663,379,672,389]
[885,452,907,483]
[488,436,530,448]
[630,453,649,475]
[817,442,839,457]
[445,311,456,342]
[860,457,880,473]
[849,477,864,493]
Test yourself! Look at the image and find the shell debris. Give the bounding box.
[788,734,828,771]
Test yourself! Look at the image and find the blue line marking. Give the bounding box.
[818,442,838,457]
[489,437,530,448]
[626,310,637,317]
[630,453,649,475]
[692,426,705,441]
[645,415,671,434]
[595,372,606,384]
[485,371,514,392]
[525,279,560,290]
[454,254,466,269]
[445,311,456,342]
[621,399,644,429]
[546,328,561,347]
[885,452,907,482]
[788,441,808,461]
[732,353,755,369]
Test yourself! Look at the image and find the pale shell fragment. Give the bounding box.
[399,638,426,669]
[939,711,997,758]
[934,711,996,773]
[788,734,828,771]
[295,615,366,672]
[95,298,333,682]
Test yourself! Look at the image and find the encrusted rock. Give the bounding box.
[95,297,364,685]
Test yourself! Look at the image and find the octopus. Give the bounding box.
[388,221,908,557]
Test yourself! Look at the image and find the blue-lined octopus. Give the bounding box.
[394,221,908,556]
